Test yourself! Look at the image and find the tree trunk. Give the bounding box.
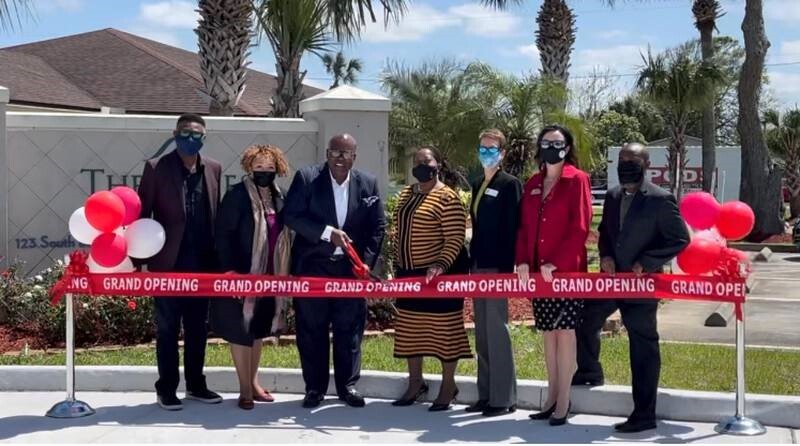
[699,23,717,193]
[272,56,306,118]
[668,125,687,199]
[738,0,784,240]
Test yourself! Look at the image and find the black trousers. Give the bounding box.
[293,258,366,397]
[154,297,210,396]
[575,299,660,423]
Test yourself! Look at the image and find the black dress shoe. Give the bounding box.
[339,389,366,408]
[529,403,556,420]
[571,375,604,387]
[392,382,429,407]
[186,388,223,404]
[464,399,489,413]
[429,387,459,412]
[549,402,571,426]
[157,394,183,411]
[482,405,516,417]
[614,419,657,433]
[302,391,324,408]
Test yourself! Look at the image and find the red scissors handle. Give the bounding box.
[343,241,379,281]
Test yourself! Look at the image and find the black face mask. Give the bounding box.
[617,160,644,185]
[252,171,276,188]
[540,147,567,165]
[412,164,438,183]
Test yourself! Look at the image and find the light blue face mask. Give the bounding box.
[478,146,502,169]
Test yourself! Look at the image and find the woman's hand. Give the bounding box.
[426,266,443,284]
[516,264,530,284]
[270,311,286,336]
[540,263,557,283]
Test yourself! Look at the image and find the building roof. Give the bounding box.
[0,28,324,116]
[647,135,704,147]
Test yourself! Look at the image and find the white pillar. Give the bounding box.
[0,86,8,262]
[299,85,391,197]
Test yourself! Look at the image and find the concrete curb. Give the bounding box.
[0,366,798,428]
[704,302,735,327]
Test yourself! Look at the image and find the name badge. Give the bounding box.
[485,188,499,197]
[530,188,542,196]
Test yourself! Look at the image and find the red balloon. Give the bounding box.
[91,233,128,268]
[111,186,142,226]
[85,191,125,233]
[680,192,721,230]
[677,238,723,275]
[716,201,755,241]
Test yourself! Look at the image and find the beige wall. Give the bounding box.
[1,86,390,275]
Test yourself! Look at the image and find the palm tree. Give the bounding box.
[253,0,407,118]
[738,0,783,239]
[535,0,575,85]
[636,46,725,198]
[0,0,30,31]
[321,51,363,88]
[766,109,800,219]
[196,0,253,116]
[381,59,487,176]
[693,0,724,193]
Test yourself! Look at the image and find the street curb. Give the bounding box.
[0,366,798,428]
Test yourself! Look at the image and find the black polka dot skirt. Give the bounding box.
[533,298,583,331]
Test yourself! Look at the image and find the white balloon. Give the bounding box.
[69,207,101,245]
[124,218,166,259]
[88,255,134,273]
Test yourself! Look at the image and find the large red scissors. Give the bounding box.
[342,240,382,281]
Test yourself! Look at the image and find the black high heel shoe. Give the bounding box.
[549,402,571,426]
[429,387,459,412]
[392,382,429,406]
[529,403,556,420]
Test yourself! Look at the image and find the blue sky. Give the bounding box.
[1,0,799,109]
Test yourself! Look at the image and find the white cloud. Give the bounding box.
[361,2,521,43]
[448,4,522,38]
[574,44,649,73]
[517,43,540,60]
[362,4,459,43]
[769,72,800,108]
[140,0,199,30]
[38,0,83,13]
[127,28,183,47]
[597,29,627,40]
[766,0,800,23]
[779,40,800,62]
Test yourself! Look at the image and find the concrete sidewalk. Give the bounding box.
[0,392,795,444]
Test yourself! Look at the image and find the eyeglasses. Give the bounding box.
[178,130,206,141]
[478,145,500,155]
[327,149,355,160]
[539,140,566,150]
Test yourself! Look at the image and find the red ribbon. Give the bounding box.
[712,248,751,321]
[49,251,92,304]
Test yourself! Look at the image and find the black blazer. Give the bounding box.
[215,181,286,274]
[598,181,689,275]
[469,171,523,272]
[283,164,386,275]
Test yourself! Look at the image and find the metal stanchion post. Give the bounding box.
[714,303,765,436]
[46,292,95,418]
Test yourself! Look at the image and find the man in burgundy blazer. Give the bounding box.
[137,113,223,411]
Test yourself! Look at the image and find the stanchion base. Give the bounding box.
[714,415,767,436]
[46,400,95,418]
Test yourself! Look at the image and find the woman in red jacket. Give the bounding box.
[516,124,592,426]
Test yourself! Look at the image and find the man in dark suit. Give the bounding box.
[284,133,386,408]
[573,143,689,433]
[137,113,223,411]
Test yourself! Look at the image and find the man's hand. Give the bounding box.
[426,266,443,284]
[516,264,530,284]
[632,262,644,276]
[540,263,557,283]
[330,229,352,248]
[600,257,616,275]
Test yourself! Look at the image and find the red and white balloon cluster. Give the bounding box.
[676,192,755,277]
[67,187,165,273]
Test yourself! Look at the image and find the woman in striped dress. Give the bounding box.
[391,146,472,412]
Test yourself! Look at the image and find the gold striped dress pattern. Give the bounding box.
[392,185,472,362]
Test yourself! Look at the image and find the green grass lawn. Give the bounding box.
[3,328,797,396]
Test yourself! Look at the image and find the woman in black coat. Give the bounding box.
[210,144,293,410]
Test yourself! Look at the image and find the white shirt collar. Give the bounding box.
[330,170,351,189]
